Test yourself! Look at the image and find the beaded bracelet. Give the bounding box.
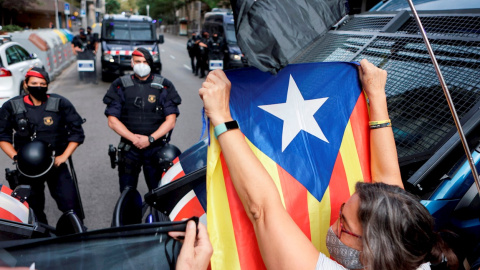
[369,119,392,129]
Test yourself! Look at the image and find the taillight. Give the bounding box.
[0,68,12,77]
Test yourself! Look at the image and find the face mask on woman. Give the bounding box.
[326,226,364,270]
[133,63,151,77]
[28,86,48,102]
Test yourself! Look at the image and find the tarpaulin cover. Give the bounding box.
[231,0,348,74]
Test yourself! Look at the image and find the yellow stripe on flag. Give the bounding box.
[339,121,364,195]
[308,188,331,255]
[207,126,241,269]
[246,138,286,208]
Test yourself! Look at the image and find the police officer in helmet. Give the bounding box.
[103,48,181,193]
[0,67,85,225]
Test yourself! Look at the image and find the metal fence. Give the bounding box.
[292,11,480,166]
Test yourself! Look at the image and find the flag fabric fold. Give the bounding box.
[206,62,372,269]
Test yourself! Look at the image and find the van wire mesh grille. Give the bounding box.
[292,12,480,161]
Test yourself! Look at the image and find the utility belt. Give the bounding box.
[108,137,167,169]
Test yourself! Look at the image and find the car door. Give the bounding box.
[5,45,31,95]
[15,45,42,72]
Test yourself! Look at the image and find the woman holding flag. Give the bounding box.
[197,59,457,270]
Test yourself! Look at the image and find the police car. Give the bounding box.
[0,35,44,107]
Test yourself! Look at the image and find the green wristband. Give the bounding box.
[214,120,239,139]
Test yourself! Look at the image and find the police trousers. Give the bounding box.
[118,144,164,193]
[19,163,82,225]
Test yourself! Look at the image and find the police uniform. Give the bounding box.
[187,34,200,73]
[72,29,97,81]
[0,94,85,224]
[103,73,181,192]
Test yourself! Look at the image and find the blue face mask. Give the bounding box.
[326,226,364,269]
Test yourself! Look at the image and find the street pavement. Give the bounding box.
[0,33,206,230]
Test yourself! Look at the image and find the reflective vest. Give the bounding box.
[119,75,168,137]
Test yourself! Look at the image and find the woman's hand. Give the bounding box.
[358,59,387,101]
[199,70,233,127]
[169,221,213,270]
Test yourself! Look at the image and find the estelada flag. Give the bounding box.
[206,62,371,269]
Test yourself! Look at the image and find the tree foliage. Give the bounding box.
[106,0,121,14]
[120,0,137,13]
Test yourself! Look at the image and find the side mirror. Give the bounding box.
[31,53,38,59]
[158,34,164,44]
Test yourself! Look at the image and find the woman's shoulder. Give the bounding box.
[315,253,348,270]
[417,262,431,270]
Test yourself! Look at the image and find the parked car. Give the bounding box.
[0,36,44,107]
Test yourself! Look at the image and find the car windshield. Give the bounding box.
[104,21,155,41]
[225,23,237,44]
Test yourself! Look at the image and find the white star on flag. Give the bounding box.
[259,75,329,152]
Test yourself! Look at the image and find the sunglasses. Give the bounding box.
[338,203,362,240]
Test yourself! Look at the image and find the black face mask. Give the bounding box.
[28,86,48,102]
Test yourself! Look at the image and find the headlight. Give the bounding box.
[230,54,241,61]
[103,54,114,62]
[153,54,160,62]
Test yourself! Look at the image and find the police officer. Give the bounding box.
[72,27,98,83]
[103,48,181,193]
[0,68,85,225]
[187,32,199,74]
[207,33,225,67]
[198,31,210,78]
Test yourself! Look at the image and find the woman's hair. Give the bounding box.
[355,182,458,270]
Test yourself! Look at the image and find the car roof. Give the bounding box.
[374,0,480,11]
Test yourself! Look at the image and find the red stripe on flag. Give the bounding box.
[173,197,205,221]
[0,207,22,223]
[328,154,351,225]
[172,171,185,182]
[173,157,180,164]
[221,154,267,270]
[1,185,29,208]
[350,94,372,183]
[277,165,311,240]
[116,51,120,55]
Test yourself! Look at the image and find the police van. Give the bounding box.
[100,14,164,81]
[203,9,248,70]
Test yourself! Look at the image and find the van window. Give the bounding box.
[5,46,22,65]
[104,21,155,41]
[225,23,237,44]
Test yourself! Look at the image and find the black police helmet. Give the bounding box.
[156,144,181,172]
[16,141,55,178]
[132,47,154,67]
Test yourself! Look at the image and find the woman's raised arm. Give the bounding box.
[359,59,403,188]
[199,70,320,270]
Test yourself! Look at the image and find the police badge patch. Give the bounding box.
[148,95,156,103]
[44,116,53,126]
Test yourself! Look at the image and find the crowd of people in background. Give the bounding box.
[187,31,226,78]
